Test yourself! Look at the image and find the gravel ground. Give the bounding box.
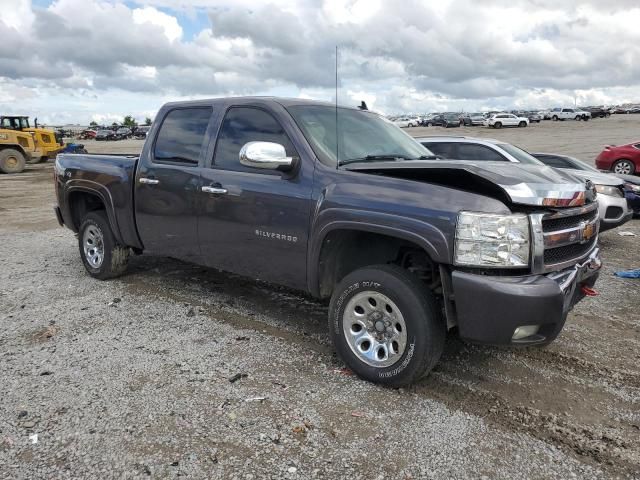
[1,115,639,478]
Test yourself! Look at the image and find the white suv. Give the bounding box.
[484,113,529,129]
[550,108,591,121]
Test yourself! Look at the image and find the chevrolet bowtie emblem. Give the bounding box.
[581,222,595,243]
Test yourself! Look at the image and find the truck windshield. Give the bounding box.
[287,105,433,167]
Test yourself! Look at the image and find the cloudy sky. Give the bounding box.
[1,0,639,124]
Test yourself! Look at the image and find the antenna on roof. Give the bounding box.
[335,45,339,170]
[358,101,368,111]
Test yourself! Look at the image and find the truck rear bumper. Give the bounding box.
[451,248,601,346]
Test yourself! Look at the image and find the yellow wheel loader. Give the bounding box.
[0,127,44,173]
[0,115,64,164]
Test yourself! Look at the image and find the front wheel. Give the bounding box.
[494,122,502,129]
[78,211,130,280]
[519,121,527,127]
[0,148,26,174]
[552,115,558,121]
[328,264,445,386]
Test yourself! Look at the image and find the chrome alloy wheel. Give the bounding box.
[83,225,104,268]
[614,161,632,175]
[342,291,408,368]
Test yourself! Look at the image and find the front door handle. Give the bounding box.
[139,177,159,185]
[201,186,228,195]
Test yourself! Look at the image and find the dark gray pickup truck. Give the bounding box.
[54,97,602,386]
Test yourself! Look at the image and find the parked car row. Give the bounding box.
[79,125,151,141]
[390,104,623,128]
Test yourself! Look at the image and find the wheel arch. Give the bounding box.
[65,184,123,244]
[0,144,29,157]
[309,220,447,298]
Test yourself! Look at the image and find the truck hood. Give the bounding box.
[343,160,593,208]
[561,168,623,187]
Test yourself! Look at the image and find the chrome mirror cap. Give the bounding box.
[239,141,293,170]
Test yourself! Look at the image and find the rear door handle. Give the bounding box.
[139,177,159,185]
[202,186,228,195]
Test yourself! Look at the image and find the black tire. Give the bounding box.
[552,115,558,121]
[494,122,502,129]
[583,115,590,121]
[426,122,432,127]
[78,211,129,280]
[0,148,26,174]
[38,156,50,163]
[612,159,636,175]
[574,115,581,121]
[519,121,527,127]
[328,264,445,387]
[605,113,611,118]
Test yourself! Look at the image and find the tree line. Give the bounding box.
[89,115,152,128]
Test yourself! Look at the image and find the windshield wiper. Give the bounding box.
[338,154,414,166]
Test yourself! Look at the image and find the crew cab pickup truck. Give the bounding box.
[550,108,591,121]
[54,97,602,386]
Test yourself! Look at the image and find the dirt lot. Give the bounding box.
[1,116,639,479]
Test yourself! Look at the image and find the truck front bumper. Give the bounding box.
[450,248,601,346]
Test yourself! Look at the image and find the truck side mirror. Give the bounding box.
[239,141,294,171]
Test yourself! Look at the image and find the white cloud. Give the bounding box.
[132,6,183,42]
[0,0,639,124]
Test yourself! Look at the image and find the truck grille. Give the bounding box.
[542,210,596,232]
[544,237,597,265]
[540,204,598,269]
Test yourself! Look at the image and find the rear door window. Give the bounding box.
[422,142,456,158]
[457,143,507,161]
[536,155,571,168]
[154,108,212,165]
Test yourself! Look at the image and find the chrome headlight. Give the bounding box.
[454,212,530,267]
[595,185,623,197]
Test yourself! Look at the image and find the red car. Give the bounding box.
[595,141,640,175]
[79,129,97,140]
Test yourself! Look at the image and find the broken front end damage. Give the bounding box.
[343,160,600,345]
[446,248,601,346]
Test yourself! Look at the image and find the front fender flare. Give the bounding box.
[307,208,452,296]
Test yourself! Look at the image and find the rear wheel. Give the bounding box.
[0,148,26,174]
[329,264,445,386]
[78,211,129,280]
[552,115,558,121]
[612,159,635,175]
